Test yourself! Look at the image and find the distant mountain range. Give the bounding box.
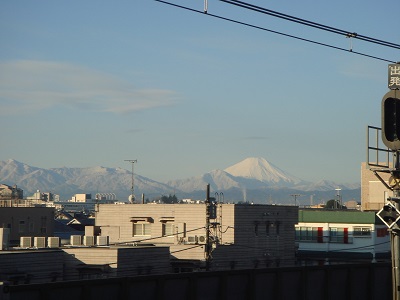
[0,158,360,205]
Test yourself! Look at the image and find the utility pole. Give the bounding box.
[205,184,211,271]
[389,151,400,300]
[375,68,400,300]
[125,159,137,203]
[391,176,400,300]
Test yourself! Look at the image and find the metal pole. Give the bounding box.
[205,184,211,271]
[393,151,400,300]
[392,216,400,300]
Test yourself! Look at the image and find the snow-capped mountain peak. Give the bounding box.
[0,158,360,202]
[224,157,303,185]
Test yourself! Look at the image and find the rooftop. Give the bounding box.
[298,209,382,224]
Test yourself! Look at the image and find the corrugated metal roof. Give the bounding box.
[298,209,381,224]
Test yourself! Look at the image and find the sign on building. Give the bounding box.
[388,64,400,90]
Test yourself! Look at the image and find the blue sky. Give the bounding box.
[0,0,398,184]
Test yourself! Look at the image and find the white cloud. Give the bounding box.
[0,60,179,115]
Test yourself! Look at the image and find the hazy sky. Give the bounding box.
[0,0,398,184]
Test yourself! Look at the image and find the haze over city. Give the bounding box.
[0,0,398,184]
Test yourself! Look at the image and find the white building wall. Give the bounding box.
[296,222,390,256]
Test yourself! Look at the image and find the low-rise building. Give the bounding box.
[0,249,64,284]
[0,184,23,201]
[296,209,390,264]
[361,162,391,211]
[63,245,171,280]
[0,207,55,246]
[0,244,172,284]
[95,203,298,271]
[55,193,117,213]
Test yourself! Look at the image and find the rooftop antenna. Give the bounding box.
[335,188,342,209]
[125,159,137,203]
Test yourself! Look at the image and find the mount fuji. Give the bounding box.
[224,157,304,186]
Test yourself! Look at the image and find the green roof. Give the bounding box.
[298,209,381,224]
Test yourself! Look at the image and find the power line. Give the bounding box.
[329,240,390,253]
[154,0,396,63]
[220,0,400,50]
[170,244,203,254]
[113,226,206,245]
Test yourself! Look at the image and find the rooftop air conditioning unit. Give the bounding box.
[48,237,60,248]
[197,235,207,244]
[20,237,32,248]
[187,236,197,244]
[70,235,82,246]
[34,237,46,248]
[96,236,109,246]
[83,236,95,247]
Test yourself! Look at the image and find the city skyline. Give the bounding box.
[0,0,398,184]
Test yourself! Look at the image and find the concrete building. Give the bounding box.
[0,207,55,245]
[296,209,390,264]
[0,184,23,200]
[0,245,172,284]
[95,203,298,271]
[54,193,117,213]
[0,249,64,284]
[361,162,391,211]
[63,246,171,280]
[26,190,55,202]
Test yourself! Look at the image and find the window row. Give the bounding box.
[14,217,48,234]
[132,222,174,237]
[254,221,280,236]
[295,226,378,244]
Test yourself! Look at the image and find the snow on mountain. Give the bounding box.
[0,160,173,200]
[224,157,304,186]
[0,158,360,201]
[166,169,242,192]
[295,180,360,192]
[0,159,67,192]
[50,165,174,199]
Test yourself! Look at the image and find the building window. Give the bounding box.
[29,222,35,233]
[40,217,47,234]
[295,227,323,243]
[162,222,174,237]
[329,227,351,244]
[353,227,371,237]
[254,221,259,236]
[330,228,339,242]
[19,220,25,233]
[133,223,151,236]
[276,221,280,235]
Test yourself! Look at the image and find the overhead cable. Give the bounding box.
[220,0,400,50]
[154,0,396,63]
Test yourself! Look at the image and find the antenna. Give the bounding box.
[125,159,137,203]
[335,188,342,209]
